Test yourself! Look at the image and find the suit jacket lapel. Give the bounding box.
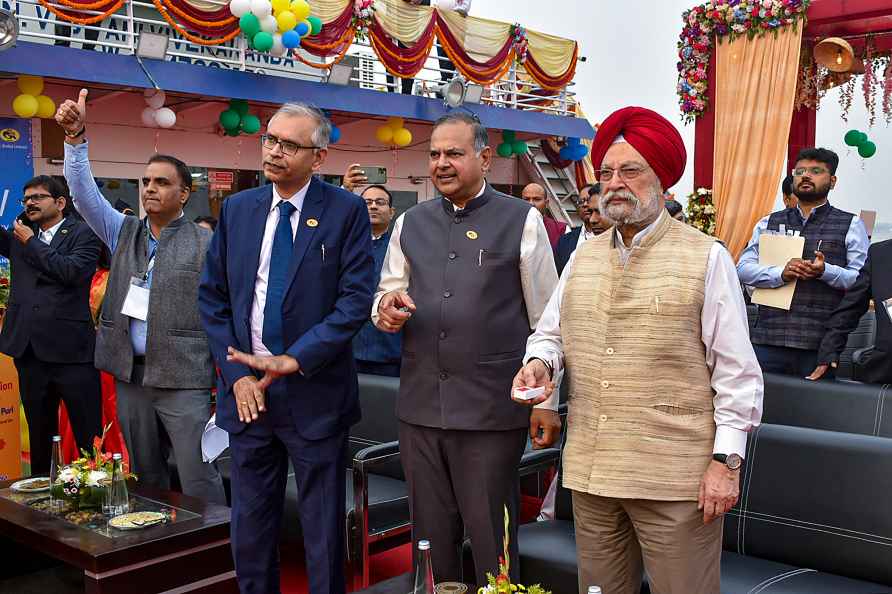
[245,186,273,294]
[48,218,76,250]
[285,177,326,296]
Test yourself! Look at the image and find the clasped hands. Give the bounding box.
[781,251,825,282]
[228,347,299,423]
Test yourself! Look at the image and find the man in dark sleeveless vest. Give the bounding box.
[738,147,869,377]
[56,90,225,504]
[373,112,559,584]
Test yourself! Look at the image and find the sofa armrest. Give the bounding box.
[519,448,560,477]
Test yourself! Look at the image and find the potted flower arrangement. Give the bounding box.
[478,507,551,594]
[51,424,135,511]
[685,187,717,235]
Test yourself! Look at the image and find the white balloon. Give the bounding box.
[228,0,250,16]
[141,107,158,127]
[270,33,286,56]
[250,0,272,17]
[154,107,177,129]
[144,89,166,109]
[260,14,277,33]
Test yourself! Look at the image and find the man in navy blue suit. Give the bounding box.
[199,102,375,594]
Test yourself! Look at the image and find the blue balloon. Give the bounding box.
[330,126,341,144]
[566,137,581,146]
[296,21,310,36]
[559,147,573,161]
[282,30,301,49]
[572,145,589,160]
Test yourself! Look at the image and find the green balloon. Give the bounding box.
[857,131,868,145]
[512,140,528,155]
[230,99,250,116]
[858,140,876,158]
[219,108,241,131]
[225,128,240,137]
[843,129,861,146]
[239,13,260,37]
[497,142,513,158]
[503,130,516,143]
[307,15,322,36]
[253,32,274,52]
[240,114,261,135]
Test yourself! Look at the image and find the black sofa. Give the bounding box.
[517,423,892,593]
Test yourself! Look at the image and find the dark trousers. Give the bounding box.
[753,344,835,379]
[14,346,102,475]
[54,22,101,51]
[436,44,456,81]
[356,359,400,378]
[229,384,347,594]
[386,40,415,94]
[399,422,528,586]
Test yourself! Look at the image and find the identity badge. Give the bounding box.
[121,276,151,321]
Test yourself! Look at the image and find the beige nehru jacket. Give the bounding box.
[560,213,716,501]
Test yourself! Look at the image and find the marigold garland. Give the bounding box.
[37,0,124,25]
[153,0,240,45]
[158,0,236,29]
[291,31,354,68]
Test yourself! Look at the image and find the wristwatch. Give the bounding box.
[713,453,743,471]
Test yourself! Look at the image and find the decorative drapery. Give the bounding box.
[712,23,802,259]
[48,0,578,91]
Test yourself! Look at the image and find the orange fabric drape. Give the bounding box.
[713,25,802,259]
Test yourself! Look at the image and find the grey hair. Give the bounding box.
[272,102,332,149]
[432,111,489,153]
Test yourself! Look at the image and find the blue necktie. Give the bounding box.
[262,201,297,355]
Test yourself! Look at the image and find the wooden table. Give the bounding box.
[0,481,236,593]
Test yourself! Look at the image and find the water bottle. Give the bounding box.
[107,453,129,516]
[49,435,63,510]
[413,539,435,594]
[588,586,602,594]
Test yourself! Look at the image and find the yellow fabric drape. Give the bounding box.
[373,0,434,44]
[181,0,227,12]
[436,8,512,63]
[309,0,351,24]
[713,25,802,260]
[526,28,577,79]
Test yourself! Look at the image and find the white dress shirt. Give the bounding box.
[372,183,559,409]
[575,226,595,251]
[39,218,66,245]
[250,181,310,357]
[525,212,764,457]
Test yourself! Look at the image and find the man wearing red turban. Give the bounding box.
[513,107,764,594]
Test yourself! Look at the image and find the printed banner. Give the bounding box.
[0,355,22,481]
[0,118,33,230]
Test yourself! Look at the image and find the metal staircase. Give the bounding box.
[522,141,580,227]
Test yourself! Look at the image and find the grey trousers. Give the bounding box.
[115,364,225,505]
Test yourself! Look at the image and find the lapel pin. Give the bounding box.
[466,230,478,240]
[307,218,319,228]
[60,229,68,235]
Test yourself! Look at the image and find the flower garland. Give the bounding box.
[685,187,716,235]
[510,23,528,65]
[677,0,810,123]
[351,0,374,44]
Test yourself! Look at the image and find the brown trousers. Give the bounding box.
[571,491,722,594]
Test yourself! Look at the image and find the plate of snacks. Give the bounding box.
[109,511,167,530]
[10,477,51,492]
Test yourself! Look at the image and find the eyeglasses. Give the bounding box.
[792,166,829,177]
[597,165,651,183]
[261,134,320,156]
[20,193,54,205]
[364,199,390,208]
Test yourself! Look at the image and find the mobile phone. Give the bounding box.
[359,166,387,185]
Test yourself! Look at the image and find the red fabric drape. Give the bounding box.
[541,138,574,169]
[300,2,354,57]
[158,0,239,37]
[434,14,514,85]
[524,47,579,91]
[369,17,437,78]
[58,373,129,466]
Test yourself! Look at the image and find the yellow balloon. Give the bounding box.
[393,127,413,147]
[35,95,56,119]
[271,0,289,13]
[12,94,39,118]
[376,125,394,145]
[17,75,44,96]
[289,0,310,21]
[276,10,297,32]
[387,117,404,130]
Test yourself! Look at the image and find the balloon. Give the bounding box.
[376,125,394,145]
[295,20,310,36]
[229,0,251,16]
[566,137,581,146]
[144,88,166,109]
[281,30,301,48]
[857,131,868,145]
[253,31,274,52]
[290,0,310,21]
[270,33,286,56]
[512,140,528,155]
[386,117,404,130]
[250,0,272,17]
[154,107,177,128]
[393,127,412,147]
[35,95,56,119]
[858,140,876,158]
[225,128,240,137]
[239,13,261,36]
[497,142,513,158]
[240,114,261,134]
[270,0,289,12]
[12,94,39,118]
[141,107,158,127]
[307,15,322,35]
[330,126,341,144]
[219,108,241,130]
[17,75,44,96]
[276,10,297,32]
[260,14,278,33]
[230,99,250,115]
[559,146,572,161]
[502,130,516,143]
